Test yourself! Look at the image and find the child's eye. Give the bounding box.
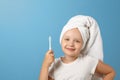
[75,40,80,43]
[65,38,69,41]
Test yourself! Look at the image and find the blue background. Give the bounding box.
[0,0,120,80]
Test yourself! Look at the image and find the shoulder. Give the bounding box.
[86,55,99,74]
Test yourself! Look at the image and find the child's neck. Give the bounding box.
[61,56,78,63]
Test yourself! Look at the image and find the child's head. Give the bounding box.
[59,15,103,60]
[61,28,83,57]
[60,15,90,56]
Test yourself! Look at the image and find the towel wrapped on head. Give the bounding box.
[60,15,103,61]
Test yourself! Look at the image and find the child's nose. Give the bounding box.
[69,40,74,46]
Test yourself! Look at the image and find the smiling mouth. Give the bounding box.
[66,48,75,51]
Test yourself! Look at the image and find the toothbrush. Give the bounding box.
[49,36,52,50]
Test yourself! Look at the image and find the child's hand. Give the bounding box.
[43,50,54,68]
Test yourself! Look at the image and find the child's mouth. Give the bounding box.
[66,47,75,51]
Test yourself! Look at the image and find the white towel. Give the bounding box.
[60,15,103,60]
[59,15,103,80]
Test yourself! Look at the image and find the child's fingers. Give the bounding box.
[47,50,54,55]
[49,50,54,57]
[46,50,54,61]
[50,53,54,57]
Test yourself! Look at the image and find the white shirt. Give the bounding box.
[49,55,98,80]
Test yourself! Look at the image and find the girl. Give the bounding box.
[39,15,115,80]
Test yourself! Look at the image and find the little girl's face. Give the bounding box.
[61,28,83,57]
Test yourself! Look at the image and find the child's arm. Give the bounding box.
[95,60,116,80]
[39,50,54,80]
